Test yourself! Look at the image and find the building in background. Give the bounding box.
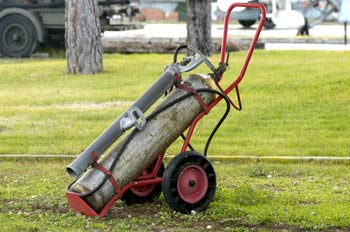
[134,0,186,21]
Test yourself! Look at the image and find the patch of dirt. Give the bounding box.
[3,198,349,231]
[31,201,68,214]
[106,201,225,231]
[0,198,69,214]
[106,202,350,231]
[106,201,161,218]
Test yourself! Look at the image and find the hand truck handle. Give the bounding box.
[219,2,266,90]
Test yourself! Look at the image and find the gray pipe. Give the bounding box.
[69,74,216,212]
[66,64,179,178]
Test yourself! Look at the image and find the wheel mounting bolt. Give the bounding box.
[189,180,196,187]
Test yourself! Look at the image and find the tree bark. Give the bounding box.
[65,0,103,74]
[69,74,216,212]
[187,0,212,56]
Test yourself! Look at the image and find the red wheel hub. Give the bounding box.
[130,166,155,197]
[130,185,155,197]
[177,165,208,204]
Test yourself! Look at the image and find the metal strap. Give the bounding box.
[175,75,210,114]
[91,152,121,195]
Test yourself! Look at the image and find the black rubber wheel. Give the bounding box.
[122,161,165,205]
[238,20,256,28]
[162,151,216,214]
[0,14,38,57]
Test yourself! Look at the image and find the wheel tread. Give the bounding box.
[162,151,216,214]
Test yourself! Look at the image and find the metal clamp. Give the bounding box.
[120,106,146,131]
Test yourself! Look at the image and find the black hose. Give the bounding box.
[173,44,188,63]
[204,93,230,157]
[181,134,195,151]
[68,88,231,200]
[67,90,195,198]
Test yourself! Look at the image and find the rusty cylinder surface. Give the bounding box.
[69,74,215,212]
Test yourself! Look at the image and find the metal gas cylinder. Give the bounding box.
[69,74,216,212]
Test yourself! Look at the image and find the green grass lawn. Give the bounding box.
[0,50,349,157]
[1,51,350,231]
[1,160,350,231]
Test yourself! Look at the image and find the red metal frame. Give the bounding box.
[67,2,266,218]
[181,3,266,152]
[66,152,164,218]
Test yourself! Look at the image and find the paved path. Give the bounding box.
[105,23,346,40]
[103,23,350,51]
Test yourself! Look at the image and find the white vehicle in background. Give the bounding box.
[214,0,341,33]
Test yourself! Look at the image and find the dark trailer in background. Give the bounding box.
[0,0,141,57]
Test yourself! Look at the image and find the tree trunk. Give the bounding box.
[187,0,212,56]
[69,74,216,212]
[65,0,103,74]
